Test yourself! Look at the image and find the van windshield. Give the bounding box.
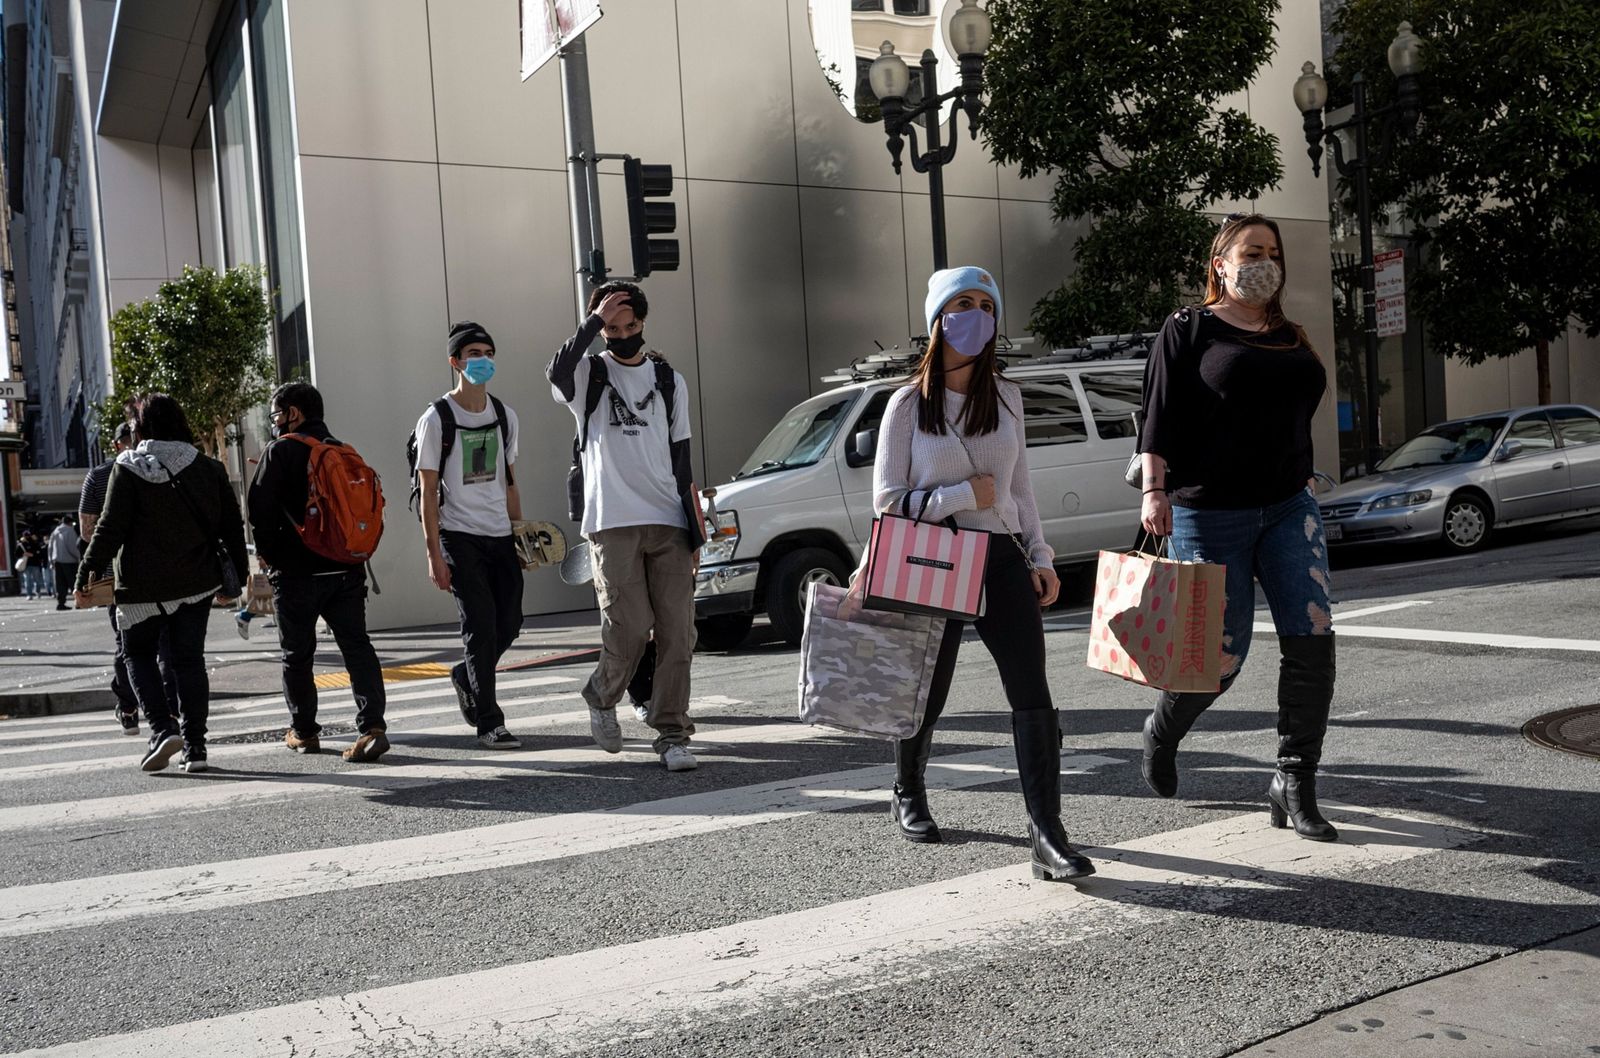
[735,392,858,479]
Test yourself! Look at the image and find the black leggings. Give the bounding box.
[921,542,1053,733]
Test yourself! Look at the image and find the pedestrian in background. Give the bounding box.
[548,282,705,773]
[47,515,81,611]
[1135,212,1339,841]
[16,529,45,599]
[413,321,525,750]
[76,393,248,774]
[862,265,1094,881]
[80,420,175,735]
[248,381,389,763]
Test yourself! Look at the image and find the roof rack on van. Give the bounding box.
[819,331,1157,384]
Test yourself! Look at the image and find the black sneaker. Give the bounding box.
[140,733,183,773]
[180,746,208,773]
[451,663,476,728]
[117,710,139,736]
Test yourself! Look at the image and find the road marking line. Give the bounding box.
[1251,622,1600,652]
[15,803,1468,1057]
[1329,600,1432,621]
[0,751,1126,938]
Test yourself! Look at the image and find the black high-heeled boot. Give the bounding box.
[891,719,941,843]
[1267,635,1337,841]
[1141,675,1235,798]
[1013,709,1095,880]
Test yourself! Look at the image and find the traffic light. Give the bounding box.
[623,158,679,277]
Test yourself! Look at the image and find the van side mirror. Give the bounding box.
[1496,440,1525,462]
[847,428,878,467]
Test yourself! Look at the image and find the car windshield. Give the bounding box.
[735,391,859,479]
[1377,417,1508,471]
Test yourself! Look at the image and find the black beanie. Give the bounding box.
[448,321,495,359]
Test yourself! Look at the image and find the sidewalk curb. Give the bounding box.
[0,688,260,719]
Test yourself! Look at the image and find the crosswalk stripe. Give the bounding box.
[0,750,1125,938]
[0,697,753,833]
[0,674,578,746]
[11,802,1469,1057]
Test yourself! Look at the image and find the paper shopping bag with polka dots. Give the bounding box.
[1085,548,1226,693]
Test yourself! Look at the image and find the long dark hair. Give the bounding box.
[1205,212,1317,354]
[909,316,1007,436]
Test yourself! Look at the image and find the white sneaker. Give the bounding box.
[589,707,623,753]
[632,700,650,724]
[662,744,698,772]
[234,612,252,640]
[478,726,521,749]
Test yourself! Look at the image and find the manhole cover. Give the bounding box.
[1524,705,1600,760]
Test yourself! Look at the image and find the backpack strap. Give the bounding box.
[488,394,515,487]
[432,398,457,465]
[650,355,677,433]
[1186,305,1203,346]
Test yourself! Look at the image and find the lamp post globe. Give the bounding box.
[1387,20,1424,78]
[948,0,992,58]
[1292,61,1329,114]
[869,41,911,103]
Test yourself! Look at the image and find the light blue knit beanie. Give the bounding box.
[925,265,1002,335]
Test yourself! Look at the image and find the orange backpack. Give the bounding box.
[280,434,386,563]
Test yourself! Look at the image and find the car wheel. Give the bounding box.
[765,547,849,646]
[695,613,754,653]
[1441,494,1492,553]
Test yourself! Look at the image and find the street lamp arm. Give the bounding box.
[1324,127,1353,179]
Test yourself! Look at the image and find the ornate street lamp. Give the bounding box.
[1293,21,1425,474]
[868,0,992,271]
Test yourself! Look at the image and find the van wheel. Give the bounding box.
[1441,494,1492,552]
[695,614,753,653]
[766,548,849,646]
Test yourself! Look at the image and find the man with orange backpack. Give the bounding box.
[248,381,390,763]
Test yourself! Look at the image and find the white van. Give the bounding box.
[694,336,1154,649]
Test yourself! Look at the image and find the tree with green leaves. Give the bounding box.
[103,264,275,456]
[980,0,1284,344]
[1327,0,1600,403]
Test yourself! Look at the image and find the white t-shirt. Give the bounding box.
[413,393,520,537]
[554,354,690,537]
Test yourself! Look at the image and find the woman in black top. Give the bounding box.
[1135,213,1339,841]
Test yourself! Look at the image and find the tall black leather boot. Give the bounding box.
[1013,709,1095,881]
[892,718,941,843]
[1141,674,1236,798]
[1266,635,1338,841]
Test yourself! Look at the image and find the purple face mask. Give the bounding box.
[941,307,997,358]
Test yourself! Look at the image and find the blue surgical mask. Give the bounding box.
[460,356,496,386]
[941,308,997,358]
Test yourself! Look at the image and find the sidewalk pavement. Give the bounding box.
[1234,926,1600,1057]
[0,593,607,715]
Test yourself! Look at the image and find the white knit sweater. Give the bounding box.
[873,380,1053,568]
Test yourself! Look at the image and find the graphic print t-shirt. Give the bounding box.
[553,354,690,537]
[413,394,520,537]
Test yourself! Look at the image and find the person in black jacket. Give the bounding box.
[247,382,389,763]
[76,393,248,774]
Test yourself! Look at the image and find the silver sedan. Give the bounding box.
[1318,404,1600,552]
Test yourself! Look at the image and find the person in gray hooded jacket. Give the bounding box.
[77,393,248,774]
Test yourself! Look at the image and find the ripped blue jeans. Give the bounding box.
[1168,488,1334,678]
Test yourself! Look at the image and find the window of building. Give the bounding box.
[249,0,310,382]
[1552,407,1600,447]
[1018,381,1088,446]
[1077,371,1142,440]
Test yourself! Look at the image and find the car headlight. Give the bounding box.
[1368,489,1433,510]
[700,510,740,564]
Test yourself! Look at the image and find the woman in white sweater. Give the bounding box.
[869,266,1094,882]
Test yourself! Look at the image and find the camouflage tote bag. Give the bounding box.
[798,582,945,740]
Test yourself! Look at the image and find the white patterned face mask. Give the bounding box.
[1222,259,1282,306]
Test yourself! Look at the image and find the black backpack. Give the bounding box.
[406,395,516,518]
[566,353,676,522]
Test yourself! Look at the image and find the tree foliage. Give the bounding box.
[103,265,275,455]
[981,0,1284,344]
[1328,0,1600,401]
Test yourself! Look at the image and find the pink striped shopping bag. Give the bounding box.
[862,511,990,620]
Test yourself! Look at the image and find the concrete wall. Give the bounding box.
[1444,328,1600,416]
[95,136,198,311]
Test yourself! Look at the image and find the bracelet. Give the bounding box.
[1143,486,1168,495]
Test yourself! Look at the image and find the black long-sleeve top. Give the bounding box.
[247,420,361,576]
[1137,307,1327,510]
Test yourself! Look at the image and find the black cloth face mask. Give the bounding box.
[606,334,646,359]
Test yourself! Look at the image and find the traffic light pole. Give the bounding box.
[559,36,605,318]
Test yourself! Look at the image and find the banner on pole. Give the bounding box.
[520,0,603,81]
[1374,248,1406,338]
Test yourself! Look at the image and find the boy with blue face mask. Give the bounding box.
[413,321,525,749]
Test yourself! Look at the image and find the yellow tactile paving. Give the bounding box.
[312,662,451,690]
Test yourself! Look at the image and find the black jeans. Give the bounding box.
[272,569,387,736]
[921,542,1053,734]
[54,562,78,607]
[441,530,524,734]
[109,604,175,720]
[122,599,212,747]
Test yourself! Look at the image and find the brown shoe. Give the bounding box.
[342,728,390,763]
[285,729,321,754]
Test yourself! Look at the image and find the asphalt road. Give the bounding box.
[0,522,1597,1057]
